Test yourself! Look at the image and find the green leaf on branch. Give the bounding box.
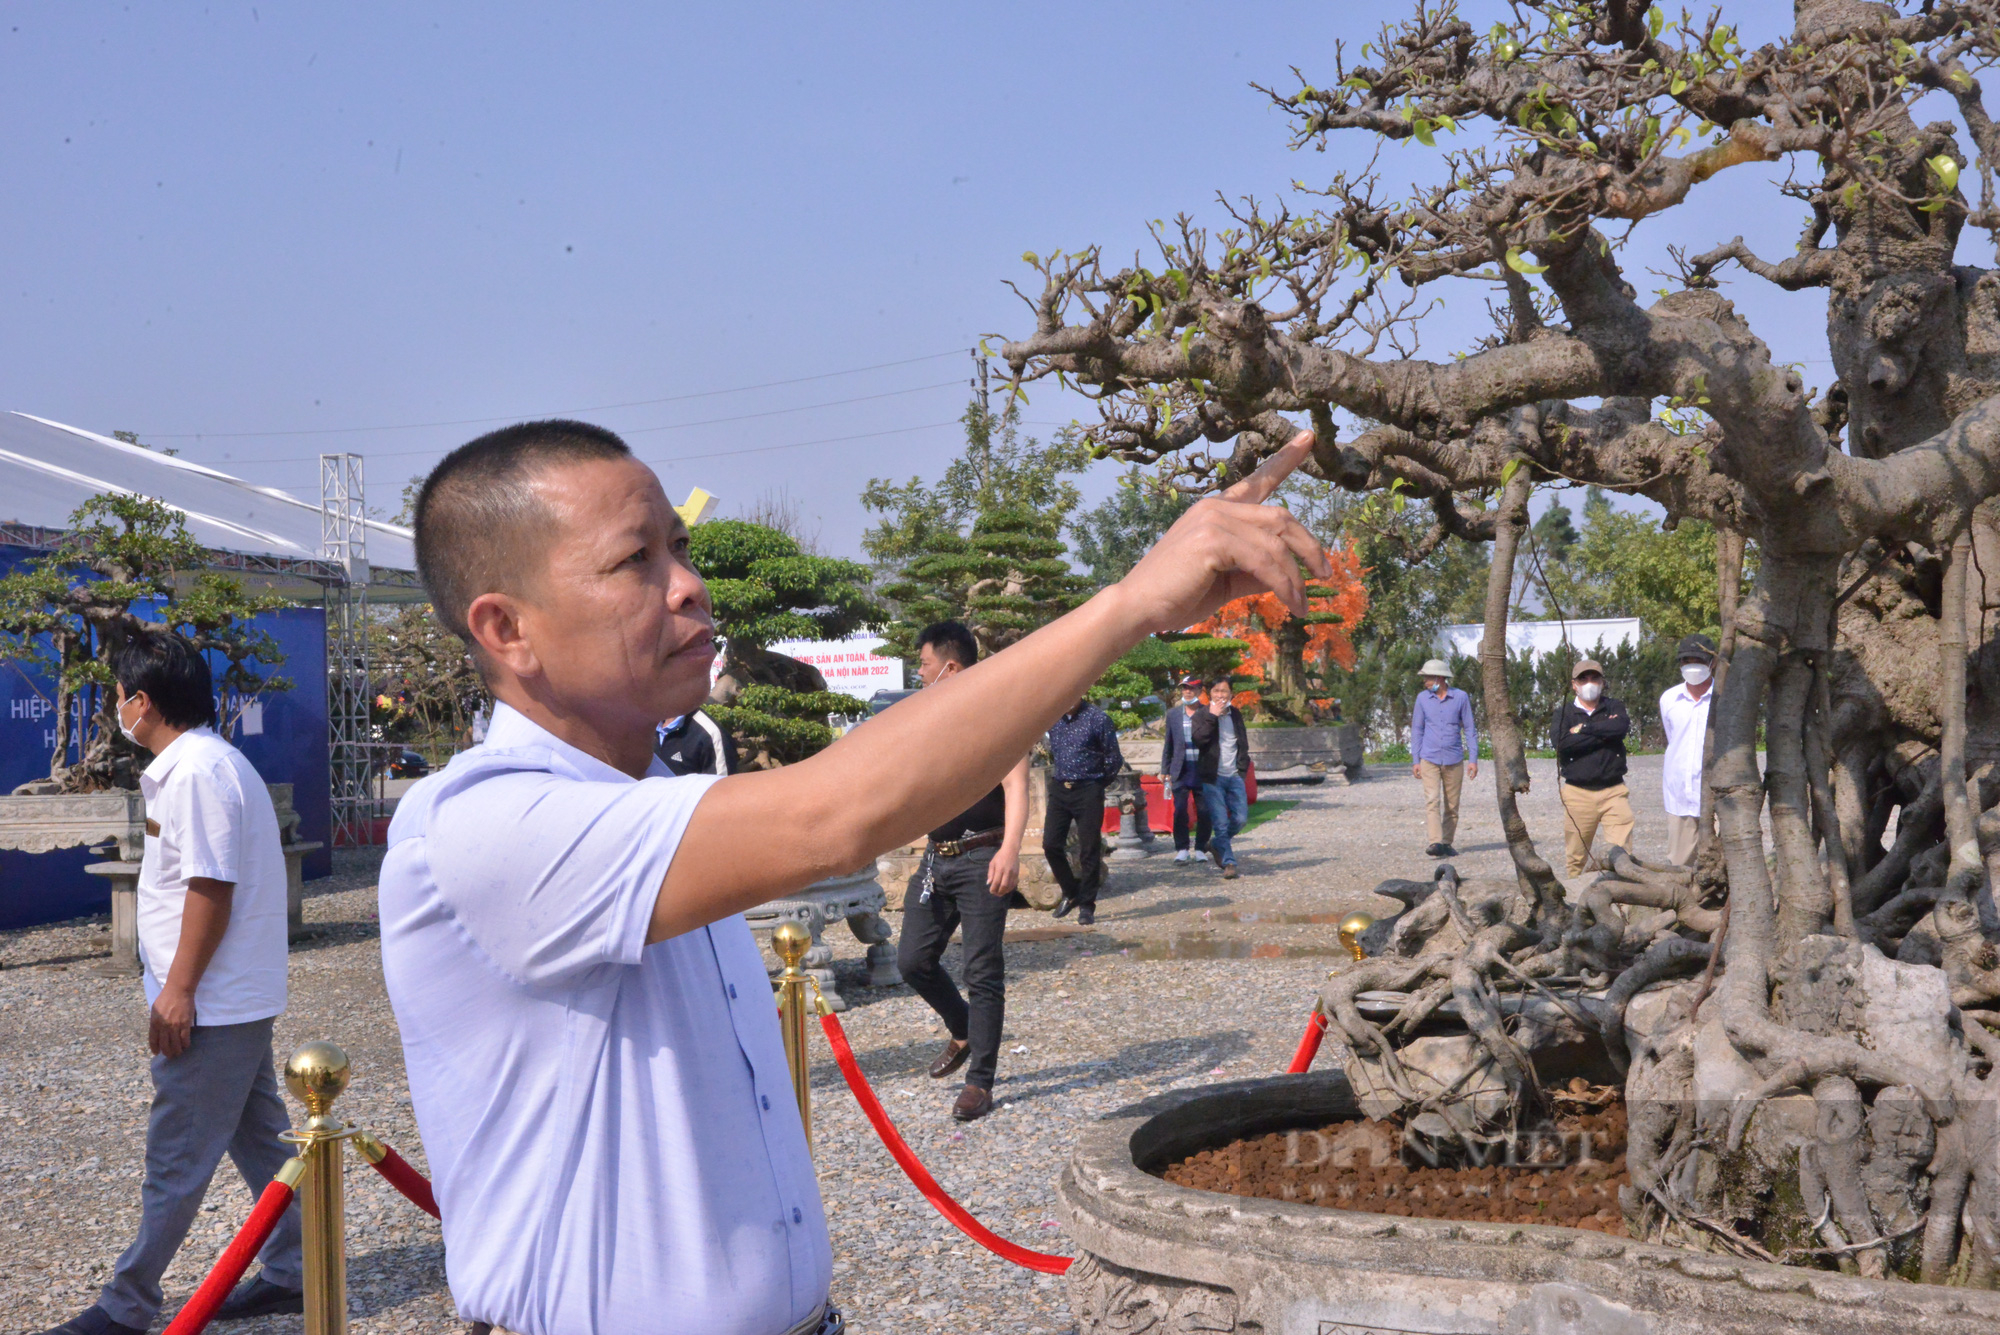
[1505,247,1549,274]
[1646,5,1665,37]
[1930,155,1961,192]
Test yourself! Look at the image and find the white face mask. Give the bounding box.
[117,695,142,744]
[1576,682,1603,704]
[1681,663,1713,686]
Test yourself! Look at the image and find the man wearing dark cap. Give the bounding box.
[1552,658,1633,877]
[1159,676,1212,864]
[1658,634,1718,865]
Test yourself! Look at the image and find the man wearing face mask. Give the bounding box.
[40,632,304,1335]
[1159,676,1212,864]
[1551,658,1634,877]
[1409,659,1478,858]
[1658,635,1718,865]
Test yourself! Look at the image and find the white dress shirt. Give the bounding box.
[1658,682,1713,818]
[136,726,288,1024]
[377,703,829,1335]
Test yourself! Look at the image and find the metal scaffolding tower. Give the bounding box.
[321,454,374,847]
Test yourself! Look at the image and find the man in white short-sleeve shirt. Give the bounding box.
[382,419,1331,1335]
[1658,634,1719,865]
[43,632,303,1335]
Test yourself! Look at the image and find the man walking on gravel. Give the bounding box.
[1193,677,1252,879]
[1552,658,1634,877]
[1043,694,1123,923]
[1159,675,1212,864]
[375,419,1328,1335]
[40,632,304,1335]
[895,620,1030,1125]
[1409,658,1478,858]
[1658,634,1717,865]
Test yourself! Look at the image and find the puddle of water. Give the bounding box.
[1004,927,1095,944]
[1124,935,1345,960]
[1207,910,1347,925]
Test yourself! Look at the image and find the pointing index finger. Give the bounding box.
[1219,429,1315,505]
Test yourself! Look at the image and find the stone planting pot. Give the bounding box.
[1059,1069,2000,1334]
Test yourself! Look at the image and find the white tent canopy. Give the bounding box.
[0,411,419,598]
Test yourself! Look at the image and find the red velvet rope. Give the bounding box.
[366,1141,441,1219]
[162,1174,298,1335]
[818,1011,1072,1274]
[1288,1007,1328,1074]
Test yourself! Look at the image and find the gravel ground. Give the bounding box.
[0,757,1679,1334]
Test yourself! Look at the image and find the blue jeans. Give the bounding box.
[1202,776,1249,866]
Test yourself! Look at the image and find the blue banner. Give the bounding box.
[0,545,332,930]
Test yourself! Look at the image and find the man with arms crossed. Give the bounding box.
[1552,658,1635,877]
[895,620,1029,1124]
[42,632,303,1335]
[378,419,1327,1335]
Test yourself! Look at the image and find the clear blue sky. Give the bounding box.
[2,2,1848,556]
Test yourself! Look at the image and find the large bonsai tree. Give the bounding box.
[1003,0,2000,1281]
[690,518,876,769]
[0,494,290,793]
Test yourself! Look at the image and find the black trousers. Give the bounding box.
[1170,782,1211,852]
[897,845,1011,1090]
[1043,778,1106,906]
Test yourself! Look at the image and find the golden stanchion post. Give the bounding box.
[284,1041,354,1335]
[1337,912,1374,962]
[772,922,814,1152]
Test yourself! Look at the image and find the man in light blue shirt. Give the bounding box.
[380,420,1330,1334]
[1409,658,1479,858]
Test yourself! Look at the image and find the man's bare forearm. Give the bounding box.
[1000,755,1030,855]
[165,878,234,995]
[652,587,1145,940]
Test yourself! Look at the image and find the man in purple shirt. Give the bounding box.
[1410,658,1479,857]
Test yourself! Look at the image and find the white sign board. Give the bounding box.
[709,634,905,698]
[1435,617,1643,661]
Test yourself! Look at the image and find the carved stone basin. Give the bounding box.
[1059,1070,2000,1335]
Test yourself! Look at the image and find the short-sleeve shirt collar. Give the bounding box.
[484,701,661,785]
[139,725,218,798]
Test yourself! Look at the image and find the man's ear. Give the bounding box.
[464,592,543,682]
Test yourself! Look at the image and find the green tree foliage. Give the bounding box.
[1071,467,1191,585]
[1536,487,1741,646]
[688,518,875,768]
[862,402,1092,664]
[1087,633,1251,731]
[0,494,291,792]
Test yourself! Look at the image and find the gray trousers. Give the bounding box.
[100,1016,304,1327]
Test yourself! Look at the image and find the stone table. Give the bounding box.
[742,866,900,1011]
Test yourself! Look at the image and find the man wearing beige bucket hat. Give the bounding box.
[1409,658,1478,857]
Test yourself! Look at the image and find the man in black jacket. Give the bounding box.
[655,709,738,776]
[1191,678,1253,879]
[1158,676,1212,864]
[1551,658,1634,877]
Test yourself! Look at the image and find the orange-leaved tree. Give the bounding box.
[1189,544,1366,722]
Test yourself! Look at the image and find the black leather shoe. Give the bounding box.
[1437,843,1458,858]
[1424,842,1447,857]
[1052,896,1078,919]
[952,1085,994,1122]
[928,1037,970,1080]
[34,1308,146,1335]
[215,1274,305,1320]
[1077,905,1095,925]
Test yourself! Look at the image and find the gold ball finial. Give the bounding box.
[285,1041,351,1119]
[772,921,812,973]
[1337,912,1375,962]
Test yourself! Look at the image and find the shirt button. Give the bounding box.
[792,1207,803,1224]
[761,1094,770,1111]
[728,983,738,1000]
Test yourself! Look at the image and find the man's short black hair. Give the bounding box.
[1209,677,1234,692]
[112,630,215,730]
[914,620,978,669]
[413,419,634,645]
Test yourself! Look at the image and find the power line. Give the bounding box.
[210,378,967,466]
[142,348,969,440]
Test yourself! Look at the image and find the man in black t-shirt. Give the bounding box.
[893,621,1030,1124]
[1551,658,1634,876]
